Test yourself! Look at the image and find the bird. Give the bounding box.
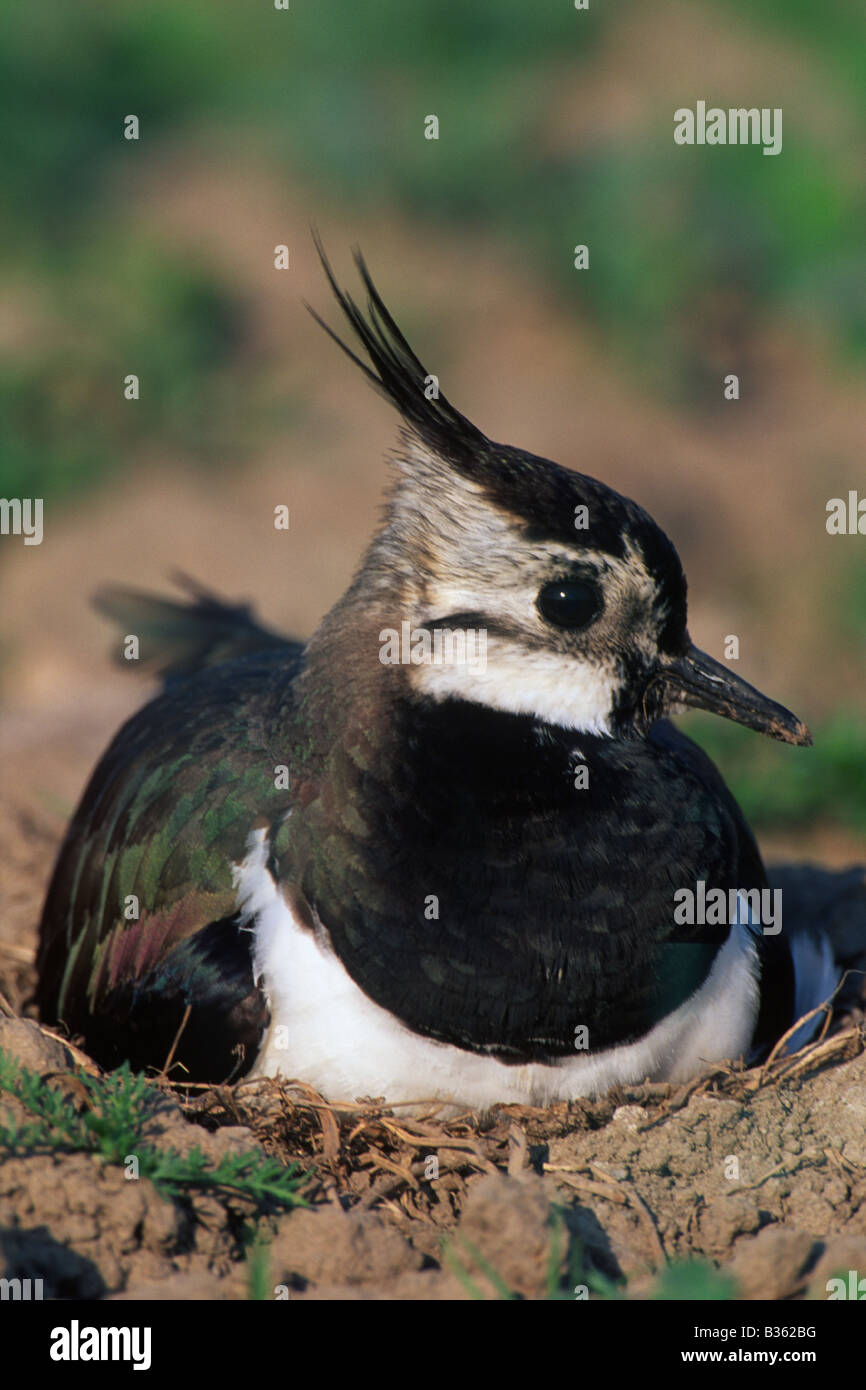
[37,243,841,1109]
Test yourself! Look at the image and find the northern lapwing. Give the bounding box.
[37,245,840,1106]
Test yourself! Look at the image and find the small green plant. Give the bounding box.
[546,1209,625,1301]
[651,1259,738,1301]
[245,1233,274,1301]
[442,1234,520,1301]
[441,1207,624,1300]
[0,1048,307,1211]
[441,1206,738,1300]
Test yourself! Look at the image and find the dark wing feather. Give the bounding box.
[38,585,303,1080]
[650,719,795,1055]
[79,913,269,1082]
[93,573,289,684]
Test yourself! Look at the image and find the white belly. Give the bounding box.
[235,829,761,1110]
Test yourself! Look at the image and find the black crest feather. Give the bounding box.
[307,232,487,467]
[306,234,688,616]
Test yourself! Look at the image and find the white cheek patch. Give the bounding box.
[409,540,663,736]
[410,641,617,735]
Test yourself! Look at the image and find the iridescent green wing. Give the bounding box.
[37,647,299,1079]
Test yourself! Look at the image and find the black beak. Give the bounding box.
[658,644,811,747]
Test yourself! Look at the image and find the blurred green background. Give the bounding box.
[1,0,864,848]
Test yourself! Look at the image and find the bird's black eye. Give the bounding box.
[536,578,602,630]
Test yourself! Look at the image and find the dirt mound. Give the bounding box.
[1,977,865,1300]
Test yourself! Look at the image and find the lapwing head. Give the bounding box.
[309,242,811,747]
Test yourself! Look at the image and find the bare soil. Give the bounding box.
[2,992,865,1300]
